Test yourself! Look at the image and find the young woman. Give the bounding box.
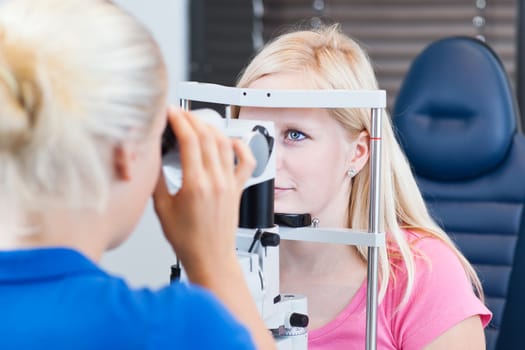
[0,0,275,349]
[234,24,491,349]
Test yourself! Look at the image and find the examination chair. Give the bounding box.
[392,36,525,350]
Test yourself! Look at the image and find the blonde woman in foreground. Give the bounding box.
[234,24,491,349]
[0,0,275,349]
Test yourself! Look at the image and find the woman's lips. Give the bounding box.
[274,187,292,197]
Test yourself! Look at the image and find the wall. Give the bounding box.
[100,0,189,288]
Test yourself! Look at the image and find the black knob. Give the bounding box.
[260,232,280,247]
[170,264,181,283]
[289,312,309,328]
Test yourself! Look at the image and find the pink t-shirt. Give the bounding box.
[308,231,492,350]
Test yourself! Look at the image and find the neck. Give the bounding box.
[310,199,351,229]
[279,208,356,271]
[0,208,111,262]
[280,240,365,277]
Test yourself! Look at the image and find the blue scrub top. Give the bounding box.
[0,248,256,349]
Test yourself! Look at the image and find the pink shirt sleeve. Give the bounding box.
[390,235,492,349]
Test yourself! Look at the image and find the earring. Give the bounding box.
[347,168,356,178]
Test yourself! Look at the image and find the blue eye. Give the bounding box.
[285,130,306,141]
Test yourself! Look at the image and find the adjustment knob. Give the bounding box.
[289,312,309,328]
[260,232,280,247]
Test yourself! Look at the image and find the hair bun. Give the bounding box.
[0,56,41,152]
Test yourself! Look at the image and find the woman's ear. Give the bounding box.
[347,130,370,173]
[113,143,135,181]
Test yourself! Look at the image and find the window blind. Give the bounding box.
[262,0,517,111]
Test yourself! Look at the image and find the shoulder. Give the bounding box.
[405,230,481,292]
[390,230,475,302]
[136,282,257,349]
[73,274,256,349]
[411,230,466,276]
[387,230,467,293]
[0,248,255,349]
[385,230,491,350]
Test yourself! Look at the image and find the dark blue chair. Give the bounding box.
[392,36,525,350]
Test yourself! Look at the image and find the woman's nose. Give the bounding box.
[274,142,284,171]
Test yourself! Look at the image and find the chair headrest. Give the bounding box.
[393,37,518,181]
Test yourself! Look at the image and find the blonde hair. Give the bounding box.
[0,0,167,227]
[233,24,483,305]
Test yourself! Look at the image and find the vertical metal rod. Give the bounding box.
[175,98,191,274]
[366,107,382,350]
[181,98,191,111]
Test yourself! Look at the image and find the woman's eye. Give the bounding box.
[285,130,306,141]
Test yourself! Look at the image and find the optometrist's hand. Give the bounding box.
[153,107,254,268]
[153,107,276,350]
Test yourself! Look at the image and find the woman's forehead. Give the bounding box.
[248,71,315,90]
[239,107,341,133]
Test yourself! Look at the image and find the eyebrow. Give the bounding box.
[278,119,318,130]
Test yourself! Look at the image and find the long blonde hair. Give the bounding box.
[233,24,483,305]
[0,0,167,229]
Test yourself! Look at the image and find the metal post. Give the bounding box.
[366,107,382,350]
[175,98,191,273]
[180,99,191,111]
